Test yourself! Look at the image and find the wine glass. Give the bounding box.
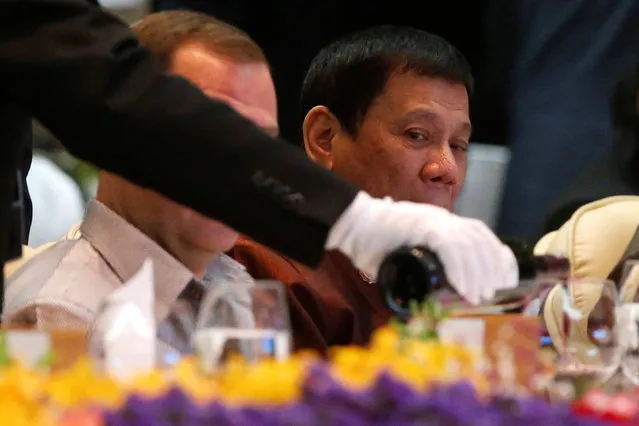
[193,280,291,372]
[549,278,620,395]
[619,260,639,303]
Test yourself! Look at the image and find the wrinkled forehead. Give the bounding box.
[366,72,470,127]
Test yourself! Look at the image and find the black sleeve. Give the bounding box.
[0,0,358,266]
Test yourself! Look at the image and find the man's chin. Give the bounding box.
[416,197,454,211]
[434,201,454,211]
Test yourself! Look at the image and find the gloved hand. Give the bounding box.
[325,192,518,305]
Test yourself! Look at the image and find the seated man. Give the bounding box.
[3,11,277,337]
[232,26,473,352]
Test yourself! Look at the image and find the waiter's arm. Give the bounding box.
[0,0,358,266]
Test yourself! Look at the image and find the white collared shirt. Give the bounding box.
[4,199,254,332]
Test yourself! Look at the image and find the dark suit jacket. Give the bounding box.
[0,0,359,304]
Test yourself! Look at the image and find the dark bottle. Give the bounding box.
[377,240,570,318]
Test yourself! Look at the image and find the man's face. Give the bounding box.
[157,42,278,256]
[305,72,470,211]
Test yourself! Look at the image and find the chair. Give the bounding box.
[454,143,510,230]
[534,196,639,350]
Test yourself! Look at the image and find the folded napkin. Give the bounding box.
[101,258,156,381]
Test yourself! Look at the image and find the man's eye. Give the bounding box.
[450,142,469,152]
[406,130,427,140]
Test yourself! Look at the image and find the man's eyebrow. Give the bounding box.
[398,107,472,135]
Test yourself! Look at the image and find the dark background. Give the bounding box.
[151,0,512,148]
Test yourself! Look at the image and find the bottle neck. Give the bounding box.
[378,246,571,317]
[533,255,571,280]
[500,237,570,280]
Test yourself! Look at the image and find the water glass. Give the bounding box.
[194,280,291,371]
[550,278,619,387]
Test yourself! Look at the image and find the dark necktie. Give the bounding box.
[157,279,206,354]
[178,279,206,310]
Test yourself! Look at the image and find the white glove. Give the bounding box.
[325,192,518,305]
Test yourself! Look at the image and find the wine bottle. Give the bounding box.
[377,241,570,318]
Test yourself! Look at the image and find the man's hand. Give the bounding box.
[326,192,518,305]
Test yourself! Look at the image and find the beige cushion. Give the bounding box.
[535,196,639,351]
[534,196,639,279]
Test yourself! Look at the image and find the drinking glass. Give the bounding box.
[619,260,639,303]
[550,278,620,393]
[193,280,291,371]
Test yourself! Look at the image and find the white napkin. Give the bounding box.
[102,259,156,381]
[437,318,485,348]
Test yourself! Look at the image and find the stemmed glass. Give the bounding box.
[546,278,620,399]
[193,280,291,372]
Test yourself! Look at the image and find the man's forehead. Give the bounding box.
[170,43,278,134]
[381,72,469,107]
[169,43,241,86]
[370,73,470,121]
[396,107,471,132]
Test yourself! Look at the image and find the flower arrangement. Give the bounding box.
[0,300,628,426]
[100,370,614,426]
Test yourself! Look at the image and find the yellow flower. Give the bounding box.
[0,364,56,426]
[330,347,382,389]
[173,358,217,403]
[216,357,305,405]
[386,357,433,388]
[0,396,50,426]
[45,358,123,409]
[0,363,45,402]
[329,327,486,394]
[125,370,169,398]
[369,326,400,354]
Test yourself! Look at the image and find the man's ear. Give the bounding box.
[302,106,340,169]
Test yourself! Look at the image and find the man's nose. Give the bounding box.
[419,144,458,185]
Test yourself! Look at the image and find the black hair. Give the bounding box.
[300,25,474,136]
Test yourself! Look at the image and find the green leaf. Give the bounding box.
[422,330,438,340]
[432,300,444,319]
[409,299,420,316]
[0,332,14,367]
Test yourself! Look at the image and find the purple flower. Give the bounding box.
[197,401,234,426]
[399,382,482,425]
[371,372,423,408]
[216,406,284,426]
[103,395,159,426]
[151,387,201,426]
[101,366,620,426]
[275,406,316,425]
[303,365,365,409]
[105,388,203,426]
